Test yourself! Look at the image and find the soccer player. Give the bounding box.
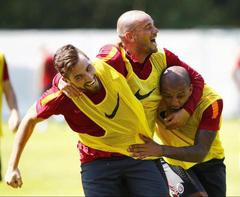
[129,66,225,197]
[96,10,205,133]
[0,51,20,181]
[5,44,168,196]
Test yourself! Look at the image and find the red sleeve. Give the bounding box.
[52,73,62,88]
[96,44,128,77]
[164,48,204,115]
[3,56,10,81]
[36,79,64,119]
[198,99,223,131]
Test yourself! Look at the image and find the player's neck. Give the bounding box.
[125,47,148,64]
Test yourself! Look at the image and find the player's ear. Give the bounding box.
[125,31,135,42]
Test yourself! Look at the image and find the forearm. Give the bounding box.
[3,81,19,111]
[7,115,37,170]
[6,93,18,111]
[129,135,209,162]
[161,144,207,162]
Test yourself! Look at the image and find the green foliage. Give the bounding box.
[0,0,239,29]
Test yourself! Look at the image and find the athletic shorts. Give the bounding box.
[158,158,208,197]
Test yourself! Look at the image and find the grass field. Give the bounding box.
[0,119,240,196]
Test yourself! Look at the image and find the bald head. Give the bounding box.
[117,10,152,37]
[160,66,191,90]
[160,66,193,110]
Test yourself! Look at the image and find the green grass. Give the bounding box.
[220,119,240,196]
[0,120,84,196]
[0,119,240,196]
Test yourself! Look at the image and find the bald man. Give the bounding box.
[96,10,204,132]
[63,10,205,131]
[129,66,226,197]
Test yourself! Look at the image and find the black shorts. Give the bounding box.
[158,158,207,197]
[158,158,226,197]
[190,158,226,197]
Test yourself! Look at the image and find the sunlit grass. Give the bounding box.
[0,119,239,196]
[220,118,240,196]
[0,120,84,196]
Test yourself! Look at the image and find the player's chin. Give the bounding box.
[88,85,101,93]
[151,44,158,52]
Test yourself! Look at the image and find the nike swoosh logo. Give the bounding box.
[105,93,120,119]
[135,88,156,100]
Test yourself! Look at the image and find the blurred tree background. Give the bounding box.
[0,0,239,29]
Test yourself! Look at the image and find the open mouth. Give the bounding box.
[151,38,156,42]
[150,38,157,45]
[85,76,97,87]
[86,78,96,87]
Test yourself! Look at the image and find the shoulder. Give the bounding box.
[97,44,127,77]
[163,48,180,63]
[0,51,6,63]
[36,85,67,118]
[97,44,122,62]
[39,87,64,107]
[163,48,177,56]
[0,52,10,80]
[199,99,223,131]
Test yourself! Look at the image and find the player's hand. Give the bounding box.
[163,108,190,129]
[128,134,162,159]
[58,77,82,98]
[8,109,20,132]
[5,168,23,188]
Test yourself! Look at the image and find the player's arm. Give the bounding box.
[164,49,204,129]
[129,131,216,162]
[2,57,20,132]
[129,100,222,162]
[5,104,44,188]
[3,80,21,132]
